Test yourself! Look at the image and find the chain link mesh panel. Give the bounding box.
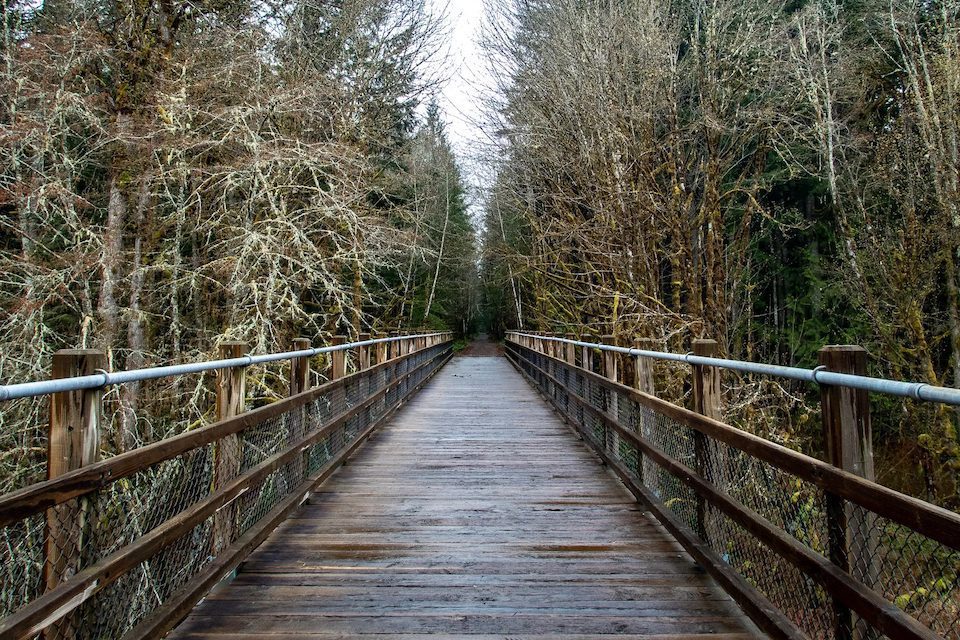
[0,340,450,640]
[508,341,960,640]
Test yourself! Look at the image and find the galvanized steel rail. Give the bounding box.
[0,333,448,402]
[515,333,960,406]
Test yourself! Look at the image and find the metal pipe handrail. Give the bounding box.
[509,332,960,407]
[0,333,451,402]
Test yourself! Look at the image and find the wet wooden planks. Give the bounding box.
[170,355,762,639]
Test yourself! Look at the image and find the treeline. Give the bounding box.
[480,0,959,505]
[0,0,475,482]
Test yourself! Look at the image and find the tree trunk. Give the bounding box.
[423,173,450,322]
[99,114,131,360]
[120,177,151,450]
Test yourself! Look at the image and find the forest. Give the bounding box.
[479,0,960,508]
[0,0,478,488]
[0,0,958,535]
[0,1,960,638]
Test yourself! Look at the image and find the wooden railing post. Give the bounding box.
[289,338,311,484]
[290,338,311,396]
[373,334,388,418]
[356,333,372,432]
[545,333,557,397]
[331,336,346,380]
[399,332,410,396]
[358,333,371,371]
[213,341,246,555]
[633,338,657,486]
[633,339,656,396]
[44,349,106,638]
[691,339,721,543]
[565,333,584,427]
[560,333,573,409]
[376,334,388,365]
[819,345,876,640]
[602,335,619,457]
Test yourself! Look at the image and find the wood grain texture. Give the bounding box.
[501,341,960,553]
[213,342,246,556]
[45,349,106,640]
[169,355,760,639]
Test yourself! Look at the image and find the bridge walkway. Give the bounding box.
[169,353,760,639]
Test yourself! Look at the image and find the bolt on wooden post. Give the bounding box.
[819,345,877,640]
[691,339,721,543]
[212,342,246,556]
[44,349,106,639]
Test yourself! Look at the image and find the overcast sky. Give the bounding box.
[426,0,493,213]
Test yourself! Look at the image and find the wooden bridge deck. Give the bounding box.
[169,354,761,639]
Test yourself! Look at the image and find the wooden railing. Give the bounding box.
[0,332,453,640]
[505,334,960,640]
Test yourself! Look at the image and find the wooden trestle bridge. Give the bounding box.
[0,332,959,640]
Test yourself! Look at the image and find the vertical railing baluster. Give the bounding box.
[691,339,720,544]
[213,341,247,554]
[819,345,877,640]
[289,337,311,484]
[331,336,346,380]
[357,333,371,435]
[633,338,657,489]
[564,333,576,418]
[44,349,106,640]
[602,335,618,460]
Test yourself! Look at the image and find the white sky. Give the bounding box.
[426,0,493,216]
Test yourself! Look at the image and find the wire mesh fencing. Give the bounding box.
[0,337,451,640]
[506,339,960,640]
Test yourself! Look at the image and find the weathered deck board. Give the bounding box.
[169,355,762,639]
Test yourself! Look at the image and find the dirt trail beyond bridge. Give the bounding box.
[456,333,503,357]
